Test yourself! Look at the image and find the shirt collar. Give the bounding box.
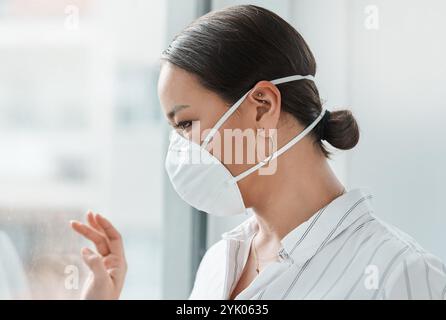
[221,188,374,264]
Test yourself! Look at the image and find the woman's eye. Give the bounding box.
[175,121,192,131]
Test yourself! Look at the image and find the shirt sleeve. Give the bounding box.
[188,240,226,300]
[188,248,211,300]
[382,251,446,300]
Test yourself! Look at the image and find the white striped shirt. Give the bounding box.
[189,188,446,300]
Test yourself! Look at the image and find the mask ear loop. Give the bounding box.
[201,75,316,150]
[258,131,277,167]
[232,107,327,184]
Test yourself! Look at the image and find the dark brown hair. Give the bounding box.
[161,5,359,157]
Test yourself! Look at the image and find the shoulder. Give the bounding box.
[189,216,256,299]
[382,248,446,299]
[195,239,228,279]
[188,239,227,300]
[199,239,227,268]
[358,215,446,299]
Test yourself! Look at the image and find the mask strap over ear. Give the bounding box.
[201,75,316,150]
[232,107,327,183]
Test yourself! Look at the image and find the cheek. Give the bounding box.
[199,103,257,176]
[216,116,258,177]
[190,104,231,144]
[222,145,256,178]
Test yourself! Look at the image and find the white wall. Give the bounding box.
[345,0,446,261]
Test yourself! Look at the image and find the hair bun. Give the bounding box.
[323,109,359,151]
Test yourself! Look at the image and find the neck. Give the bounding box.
[248,137,345,245]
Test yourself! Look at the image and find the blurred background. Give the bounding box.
[0,0,445,299]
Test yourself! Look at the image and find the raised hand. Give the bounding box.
[70,211,127,300]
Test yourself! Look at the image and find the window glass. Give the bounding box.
[0,0,167,299]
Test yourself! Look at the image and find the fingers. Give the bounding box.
[71,221,110,256]
[95,214,124,256]
[95,214,121,241]
[87,211,101,231]
[70,211,124,257]
[81,247,108,279]
[103,255,121,269]
[87,211,106,236]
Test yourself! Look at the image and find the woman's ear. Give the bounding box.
[247,81,282,135]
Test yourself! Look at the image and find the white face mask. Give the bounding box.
[165,75,327,217]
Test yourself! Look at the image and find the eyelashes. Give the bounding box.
[173,120,193,131]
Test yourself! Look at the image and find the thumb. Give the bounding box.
[81,247,108,278]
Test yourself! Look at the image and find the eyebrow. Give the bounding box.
[167,105,190,120]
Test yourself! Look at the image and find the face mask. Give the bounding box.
[165,75,327,217]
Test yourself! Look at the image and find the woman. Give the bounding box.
[71,5,446,300]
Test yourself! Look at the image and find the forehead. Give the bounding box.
[157,62,224,116]
[158,62,196,91]
[158,63,200,108]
